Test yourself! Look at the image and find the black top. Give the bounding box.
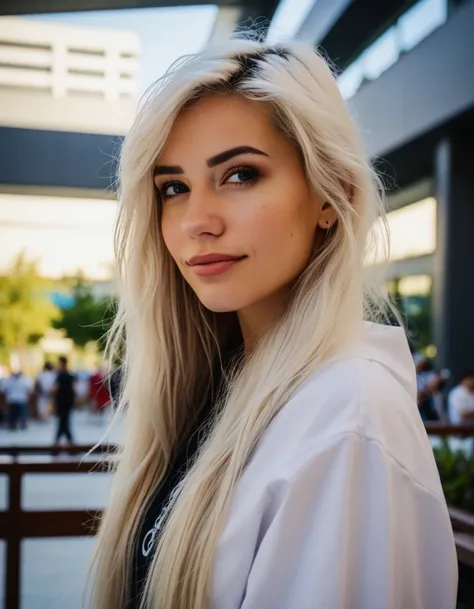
[129,398,215,608]
[128,344,241,608]
[54,371,75,411]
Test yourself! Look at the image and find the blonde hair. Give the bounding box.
[89,37,391,609]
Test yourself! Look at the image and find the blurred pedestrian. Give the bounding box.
[89,365,110,422]
[35,362,56,422]
[52,356,76,447]
[448,370,474,424]
[2,367,33,430]
[416,357,440,421]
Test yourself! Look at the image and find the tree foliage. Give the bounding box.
[0,253,59,358]
[53,277,116,351]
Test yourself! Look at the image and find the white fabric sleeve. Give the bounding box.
[240,431,458,609]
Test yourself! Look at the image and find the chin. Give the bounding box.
[199,298,240,313]
[195,288,250,314]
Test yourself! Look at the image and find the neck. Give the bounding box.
[237,289,289,353]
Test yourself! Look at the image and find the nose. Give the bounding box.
[181,187,225,239]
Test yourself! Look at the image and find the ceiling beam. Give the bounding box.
[0,0,236,16]
[208,6,243,44]
[237,0,280,30]
[0,0,280,29]
[296,0,418,70]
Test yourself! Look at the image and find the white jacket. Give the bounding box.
[212,322,458,609]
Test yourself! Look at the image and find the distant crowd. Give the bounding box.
[0,357,121,446]
[413,352,474,424]
[1,349,472,440]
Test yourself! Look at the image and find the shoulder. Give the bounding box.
[279,322,419,444]
[251,346,440,499]
[216,352,455,609]
[267,355,416,449]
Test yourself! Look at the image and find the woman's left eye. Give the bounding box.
[223,166,260,186]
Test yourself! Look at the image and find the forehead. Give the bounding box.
[158,94,280,163]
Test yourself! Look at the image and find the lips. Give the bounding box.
[186,253,247,278]
[187,253,246,266]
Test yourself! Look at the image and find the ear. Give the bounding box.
[317,202,338,230]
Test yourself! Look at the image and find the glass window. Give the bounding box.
[361,27,399,81]
[398,0,447,52]
[387,197,437,262]
[338,0,448,98]
[389,274,433,349]
[369,197,437,265]
[398,274,432,296]
[338,59,365,99]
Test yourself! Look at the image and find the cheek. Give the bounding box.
[250,195,316,262]
[160,214,178,260]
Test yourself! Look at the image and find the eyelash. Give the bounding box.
[157,165,261,202]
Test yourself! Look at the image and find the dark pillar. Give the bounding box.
[433,136,474,382]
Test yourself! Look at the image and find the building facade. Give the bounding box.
[0,16,139,133]
[298,0,474,381]
[0,17,140,282]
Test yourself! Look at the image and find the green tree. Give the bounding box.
[53,277,116,351]
[0,253,59,362]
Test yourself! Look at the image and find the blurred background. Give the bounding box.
[0,0,473,607]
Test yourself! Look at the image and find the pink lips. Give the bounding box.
[187,253,246,277]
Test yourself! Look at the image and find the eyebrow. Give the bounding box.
[207,145,268,167]
[153,145,268,177]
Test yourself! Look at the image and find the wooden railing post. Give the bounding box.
[0,445,115,609]
[6,463,22,609]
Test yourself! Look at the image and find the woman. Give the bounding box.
[91,39,457,609]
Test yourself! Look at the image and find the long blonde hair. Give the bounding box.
[90,37,390,609]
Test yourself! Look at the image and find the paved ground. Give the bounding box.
[0,409,123,609]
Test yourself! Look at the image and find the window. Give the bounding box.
[398,0,447,52]
[338,60,364,99]
[338,0,448,98]
[362,27,399,81]
[369,197,437,266]
[389,274,433,349]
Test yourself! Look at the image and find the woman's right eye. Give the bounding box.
[160,181,189,200]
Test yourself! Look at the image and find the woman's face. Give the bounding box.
[156,94,333,316]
